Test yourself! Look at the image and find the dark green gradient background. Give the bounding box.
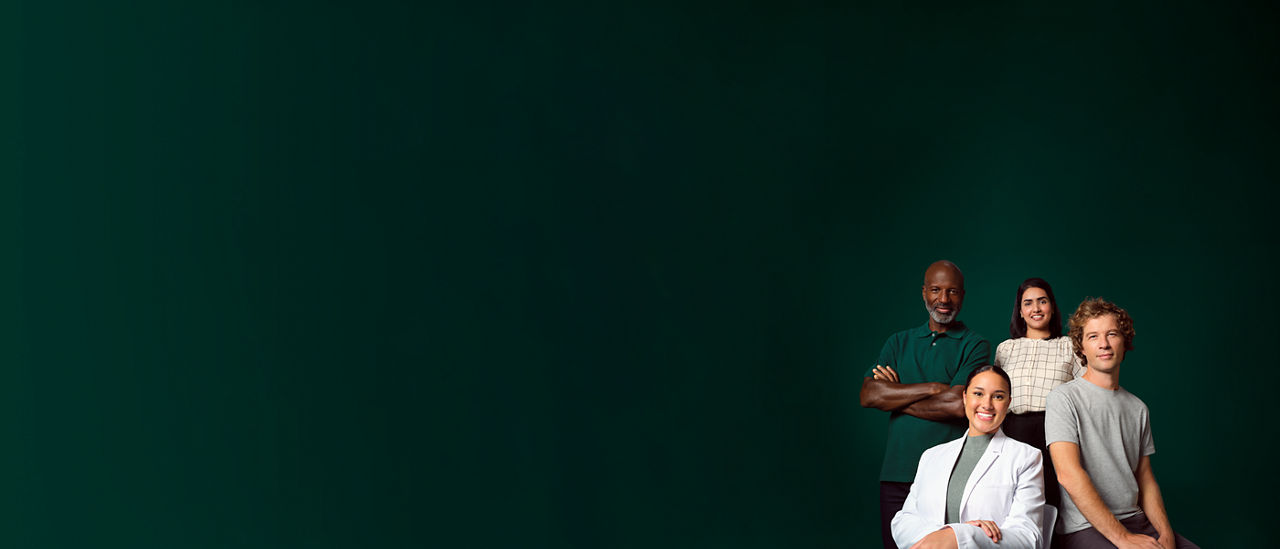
[5,1,1276,547]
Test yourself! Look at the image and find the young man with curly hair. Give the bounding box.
[1045,298,1198,549]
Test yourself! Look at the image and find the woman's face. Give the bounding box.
[964,371,1010,435]
[1019,287,1052,334]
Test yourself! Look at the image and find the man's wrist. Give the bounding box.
[1102,526,1135,546]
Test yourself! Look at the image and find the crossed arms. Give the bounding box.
[859,365,966,421]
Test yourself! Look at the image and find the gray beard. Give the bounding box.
[927,304,957,325]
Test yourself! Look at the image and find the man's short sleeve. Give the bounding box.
[949,338,991,386]
[866,336,897,378]
[1045,387,1079,446]
[1141,408,1156,456]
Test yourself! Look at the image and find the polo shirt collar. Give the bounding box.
[914,321,969,339]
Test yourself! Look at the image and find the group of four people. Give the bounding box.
[862,260,1197,549]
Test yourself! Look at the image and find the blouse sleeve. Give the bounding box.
[994,339,1010,367]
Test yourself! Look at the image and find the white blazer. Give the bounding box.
[891,429,1045,549]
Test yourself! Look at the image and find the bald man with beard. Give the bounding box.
[862,260,993,549]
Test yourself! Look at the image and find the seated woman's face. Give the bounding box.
[964,371,1010,435]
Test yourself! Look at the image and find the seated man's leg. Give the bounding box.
[879,481,911,549]
[1122,514,1201,549]
[1057,514,1201,549]
[1056,526,1117,548]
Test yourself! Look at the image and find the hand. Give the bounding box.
[909,526,957,549]
[1159,533,1177,549]
[872,365,900,383]
[964,519,1001,543]
[1114,532,1163,549]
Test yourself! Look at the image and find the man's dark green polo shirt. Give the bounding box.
[865,321,991,482]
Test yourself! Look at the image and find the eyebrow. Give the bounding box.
[971,386,1008,394]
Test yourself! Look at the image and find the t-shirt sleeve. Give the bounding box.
[1044,387,1079,446]
[950,338,992,386]
[866,336,896,379]
[1141,406,1156,456]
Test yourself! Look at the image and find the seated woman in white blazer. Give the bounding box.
[891,365,1046,549]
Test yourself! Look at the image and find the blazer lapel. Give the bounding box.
[957,429,1006,518]
[928,435,967,522]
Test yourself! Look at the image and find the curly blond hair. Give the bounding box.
[1068,297,1135,365]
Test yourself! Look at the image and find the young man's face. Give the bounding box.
[1081,314,1126,373]
[921,268,964,326]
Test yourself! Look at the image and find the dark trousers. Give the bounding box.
[879,481,912,549]
[1059,513,1199,548]
[1002,411,1062,509]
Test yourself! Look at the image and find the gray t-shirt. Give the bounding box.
[1045,378,1155,535]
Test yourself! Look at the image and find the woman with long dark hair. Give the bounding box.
[993,277,1081,509]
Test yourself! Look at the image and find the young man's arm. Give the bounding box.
[1135,455,1177,549]
[1049,442,1163,549]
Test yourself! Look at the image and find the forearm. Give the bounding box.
[1141,490,1174,542]
[860,377,947,411]
[1137,458,1175,541]
[1056,466,1131,543]
[899,385,965,421]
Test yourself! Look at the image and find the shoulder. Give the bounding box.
[961,326,990,345]
[1048,378,1069,393]
[883,326,918,344]
[1117,387,1151,411]
[994,339,1014,364]
[999,434,1043,462]
[921,434,964,460]
[877,330,910,355]
[958,327,992,352]
[1052,335,1075,351]
[1046,379,1083,405]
